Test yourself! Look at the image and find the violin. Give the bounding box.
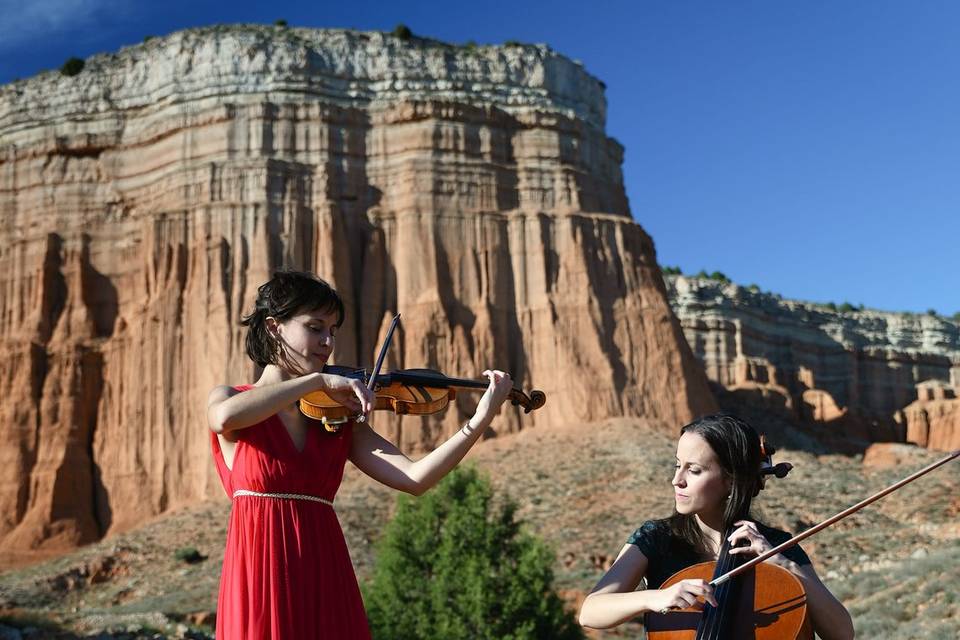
[297,313,545,431]
[645,449,959,639]
[299,366,546,430]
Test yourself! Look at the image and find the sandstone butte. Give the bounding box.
[665,275,960,451]
[0,26,716,556]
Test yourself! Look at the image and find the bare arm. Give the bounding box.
[781,561,854,640]
[579,545,651,628]
[207,373,373,436]
[348,370,512,495]
[579,545,717,629]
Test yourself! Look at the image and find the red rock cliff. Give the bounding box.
[0,26,715,555]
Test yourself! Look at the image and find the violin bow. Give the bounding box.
[355,313,401,423]
[711,449,960,587]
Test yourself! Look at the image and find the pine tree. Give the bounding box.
[365,467,583,640]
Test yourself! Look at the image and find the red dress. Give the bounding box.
[210,385,371,639]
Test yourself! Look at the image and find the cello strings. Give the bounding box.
[700,529,745,639]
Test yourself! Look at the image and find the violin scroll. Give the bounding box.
[509,388,546,414]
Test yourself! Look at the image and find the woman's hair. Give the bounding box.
[241,270,344,368]
[667,413,769,553]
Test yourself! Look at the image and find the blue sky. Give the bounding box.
[1,1,957,315]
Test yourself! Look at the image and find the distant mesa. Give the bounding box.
[664,273,960,452]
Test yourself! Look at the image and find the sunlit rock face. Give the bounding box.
[665,275,960,447]
[903,381,960,452]
[0,26,715,554]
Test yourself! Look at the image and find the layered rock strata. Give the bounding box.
[0,27,715,554]
[665,275,960,448]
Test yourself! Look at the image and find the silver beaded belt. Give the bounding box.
[232,489,333,507]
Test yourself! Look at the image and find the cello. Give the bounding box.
[645,449,959,639]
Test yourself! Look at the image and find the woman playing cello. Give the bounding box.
[206,270,514,639]
[578,414,854,639]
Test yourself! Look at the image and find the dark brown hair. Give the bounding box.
[667,413,767,554]
[241,270,344,368]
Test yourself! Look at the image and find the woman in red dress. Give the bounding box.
[207,271,514,639]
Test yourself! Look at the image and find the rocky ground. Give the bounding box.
[1,409,957,639]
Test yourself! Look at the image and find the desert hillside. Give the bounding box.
[1,408,957,639]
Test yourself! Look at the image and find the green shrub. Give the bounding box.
[60,57,85,77]
[392,24,413,40]
[174,547,205,564]
[274,19,288,27]
[0,612,62,631]
[691,269,731,283]
[839,302,856,313]
[143,35,155,43]
[824,302,837,311]
[953,312,960,322]
[926,308,938,317]
[660,265,682,276]
[504,39,523,47]
[365,467,583,640]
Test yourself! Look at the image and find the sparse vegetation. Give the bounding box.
[839,302,857,313]
[926,308,938,317]
[0,611,62,632]
[274,19,288,27]
[953,312,960,321]
[504,39,524,47]
[692,270,731,283]
[1,417,956,639]
[173,546,205,564]
[660,265,682,276]
[392,24,413,40]
[142,35,155,43]
[59,57,84,77]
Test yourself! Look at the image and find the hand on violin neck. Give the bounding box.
[469,369,513,429]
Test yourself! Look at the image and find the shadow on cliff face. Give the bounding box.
[79,237,117,536]
[712,382,883,457]
[80,235,118,339]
